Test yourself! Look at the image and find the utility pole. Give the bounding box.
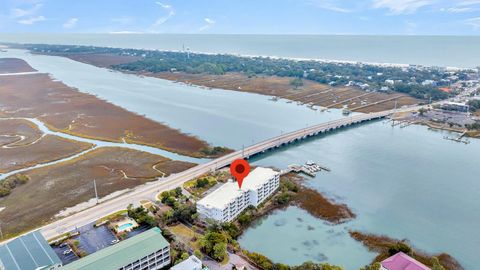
[242,144,245,158]
[93,179,99,204]
[0,223,3,240]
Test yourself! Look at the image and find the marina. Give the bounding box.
[283,161,331,177]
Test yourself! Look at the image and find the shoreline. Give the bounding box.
[350,231,464,270]
[11,41,476,70]
[236,172,463,270]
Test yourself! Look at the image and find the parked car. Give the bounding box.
[110,239,120,245]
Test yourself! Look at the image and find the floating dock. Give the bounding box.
[282,161,330,177]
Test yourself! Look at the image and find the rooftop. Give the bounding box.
[62,227,169,270]
[170,255,202,270]
[0,231,62,270]
[197,167,278,209]
[381,252,430,270]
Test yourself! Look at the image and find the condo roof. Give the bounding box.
[170,255,202,270]
[0,231,62,270]
[197,167,278,209]
[62,227,169,270]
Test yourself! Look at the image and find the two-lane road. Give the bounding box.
[39,110,396,240]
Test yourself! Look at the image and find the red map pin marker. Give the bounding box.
[230,159,250,189]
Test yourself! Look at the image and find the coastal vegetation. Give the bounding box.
[0,59,230,158]
[0,57,36,73]
[23,44,467,100]
[183,175,218,197]
[127,204,156,226]
[243,250,342,270]
[0,174,29,197]
[0,147,195,238]
[350,231,463,270]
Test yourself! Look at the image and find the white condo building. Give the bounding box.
[197,167,280,222]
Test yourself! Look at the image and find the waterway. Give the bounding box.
[0,117,207,180]
[240,122,480,269]
[0,49,479,269]
[0,49,347,150]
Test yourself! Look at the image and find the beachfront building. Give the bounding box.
[380,252,430,270]
[0,231,62,270]
[170,255,202,270]
[197,167,280,223]
[62,227,170,270]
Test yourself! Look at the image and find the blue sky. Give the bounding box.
[0,0,479,34]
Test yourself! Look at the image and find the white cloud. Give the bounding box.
[308,0,352,13]
[11,3,43,18]
[156,2,172,9]
[457,0,480,6]
[371,0,437,14]
[440,7,474,13]
[18,15,45,25]
[199,17,215,31]
[63,18,78,29]
[151,2,175,29]
[465,17,480,29]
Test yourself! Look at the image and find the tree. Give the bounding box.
[196,178,210,188]
[418,107,427,116]
[174,187,183,197]
[199,231,228,261]
[238,213,252,227]
[290,77,304,89]
[213,242,227,261]
[193,249,203,260]
[388,242,412,256]
[431,257,446,270]
[360,262,381,270]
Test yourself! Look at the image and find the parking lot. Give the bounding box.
[74,222,118,254]
[51,221,152,265]
[52,243,78,265]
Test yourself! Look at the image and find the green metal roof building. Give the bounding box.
[62,227,170,270]
[0,231,62,270]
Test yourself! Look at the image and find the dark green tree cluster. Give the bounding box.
[159,187,183,207]
[0,174,29,197]
[25,44,465,101]
[126,204,156,226]
[243,250,343,270]
[195,177,211,188]
[159,187,198,225]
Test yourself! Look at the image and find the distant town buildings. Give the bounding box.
[380,252,430,270]
[422,80,437,86]
[170,255,202,270]
[197,167,280,223]
[62,227,170,270]
[0,231,62,270]
[440,101,469,113]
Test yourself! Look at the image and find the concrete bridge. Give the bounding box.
[238,110,390,161]
[36,110,393,240]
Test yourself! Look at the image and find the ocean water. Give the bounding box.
[1,34,480,68]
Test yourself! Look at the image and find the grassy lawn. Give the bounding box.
[183,176,217,198]
[168,223,201,250]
